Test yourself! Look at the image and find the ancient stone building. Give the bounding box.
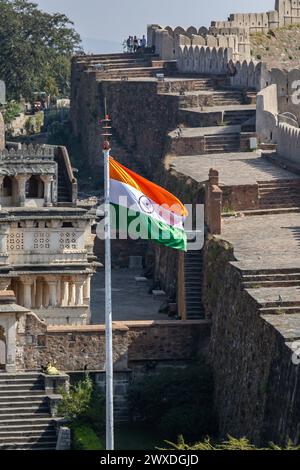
[0,115,99,371]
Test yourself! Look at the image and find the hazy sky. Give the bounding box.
[35,0,275,52]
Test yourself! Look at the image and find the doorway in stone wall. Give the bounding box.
[0,326,6,371]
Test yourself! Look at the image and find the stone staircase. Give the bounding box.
[96,66,165,80]
[57,170,71,204]
[242,268,300,289]
[184,250,204,319]
[204,132,240,153]
[223,109,256,126]
[0,373,57,450]
[258,180,300,209]
[211,90,244,106]
[193,78,216,91]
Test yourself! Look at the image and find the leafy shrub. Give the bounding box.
[165,435,300,451]
[4,101,21,124]
[72,423,104,450]
[84,386,106,436]
[58,376,93,421]
[128,365,217,442]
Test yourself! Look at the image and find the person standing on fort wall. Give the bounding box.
[133,36,139,52]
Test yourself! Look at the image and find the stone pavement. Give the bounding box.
[90,268,170,324]
[172,152,300,186]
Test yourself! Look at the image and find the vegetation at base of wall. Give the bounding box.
[58,376,106,449]
[58,376,93,421]
[128,365,217,442]
[0,0,81,100]
[3,101,21,124]
[165,435,300,451]
[71,423,104,450]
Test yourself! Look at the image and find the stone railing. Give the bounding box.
[0,144,55,160]
[256,84,279,142]
[7,227,87,259]
[36,306,90,326]
[177,45,232,75]
[277,122,300,164]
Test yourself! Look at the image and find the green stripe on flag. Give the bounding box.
[110,203,187,252]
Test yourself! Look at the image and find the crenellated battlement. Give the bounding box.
[0,144,55,160]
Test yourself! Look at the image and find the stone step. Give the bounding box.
[0,394,47,403]
[0,417,54,426]
[0,407,49,415]
[0,388,45,396]
[241,207,300,216]
[258,179,300,187]
[243,273,300,282]
[259,186,300,194]
[0,373,42,380]
[0,377,43,384]
[260,203,300,209]
[259,306,300,314]
[0,433,56,443]
[0,440,56,450]
[240,267,300,276]
[0,382,44,390]
[258,299,300,307]
[244,280,300,288]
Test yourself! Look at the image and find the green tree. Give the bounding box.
[0,0,81,100]
[3,100,21,123]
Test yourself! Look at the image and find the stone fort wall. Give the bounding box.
[204,237,300,446]
[147,24,250,63]
[15,312,210,372]
[213,0,300,32]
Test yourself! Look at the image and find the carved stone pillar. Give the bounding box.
[35,279,43,309]
[43,282,50,308]
[74,280,84,306]
[83,275,91,304]
[61,277,69,306]
[69,281,75,306]
[46,276,57,307]
[15,175,29,207]
[0,224,10,254]
[20,276,33,309]
[41,175,54,207]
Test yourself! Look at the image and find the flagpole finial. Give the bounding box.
[102,112,112,152]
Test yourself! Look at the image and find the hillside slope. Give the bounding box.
[250,25,300,69]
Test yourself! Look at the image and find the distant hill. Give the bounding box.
[82,37,122,54]
[250,25,300,69]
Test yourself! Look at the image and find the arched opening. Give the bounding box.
[25,176,44,199]
[0,327,6,370]
[3,176,12,197]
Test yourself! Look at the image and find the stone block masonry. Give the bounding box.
[204,237,300,445]
[71,74,179,175]
[16,313,210,372]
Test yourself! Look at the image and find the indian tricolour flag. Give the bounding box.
[109,157,188,251]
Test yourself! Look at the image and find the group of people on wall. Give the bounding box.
[124,35,147,53]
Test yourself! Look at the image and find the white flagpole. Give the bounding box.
[102,113,114,451]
